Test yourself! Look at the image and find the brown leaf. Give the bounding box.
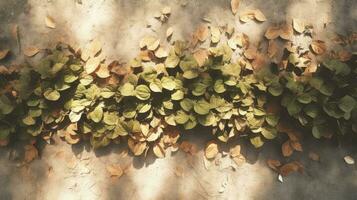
[95,64,110,78]
[128,138,147,156]
[282,140,293,157]
[231,0,240,15]
[45,15,56,29]
[162,6,171,15]
[232,154,246,166]
[205,141,219,159]
[265,26,281,40]
[180,141,197,155]
[81,39,102,61]
[0,139,9,146]
[195,25,209,42]
[174,166,184,177]
[293,19,305,34]
[338,50,352,61]
[153,143,165,158]
[280,23,293,40]
[279,161,304,176]
[267,159,281,171]
[24,47,40,57]
[267,40,279,58]
[0,49,10,60]
[308,151,320,161]
[239,10,256,23]
[193,49,208,67]
[106,164,123,177]
[229,144,241,157]
[24,144,38,163]
[290,140,303,152]
[310,40,326,55]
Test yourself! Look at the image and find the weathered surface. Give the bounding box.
[0,0,356,199]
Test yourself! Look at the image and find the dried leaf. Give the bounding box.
[311,40,326,55]
[153,143,165,158]
[293,19,305,34]
[85,57,101,74]
[95,64,110,78]
[106,164,123,177]
[279,161,303,176]
[280,23,293,40]
[231,0,240,15]
[45,15,56,29]
[265,26,281,40]
[180,141,197,155]
[205,141,219,159]
[210,26,221,43]
[193,49,208,67]
[267,40,278,58]
[344,156,355,165]
[155,47,168,58]
[254,9,266,22]
[195,25,209,42]
[267,159,281,171]
[0,49,10,60]
[166,27,173,38]
[282,140,293,157]
[24,144,38,163]
[162,6,171,15]
[232,154,246,166]
[24,47,40,57]
[128,138,147,156]
[308,151,320,161]
[229,145,241,157]
[290,140,303,152]
[174,166,184,177]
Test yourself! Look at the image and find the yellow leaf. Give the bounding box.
[229,144,241,157]
[24,47,40,57]
[85,57,101,74]
[232,154,246,166]
[0,49,9,60]
[106,164,123,177]
[153,143,165,158]
[210,26,221,43]
[231,0,240,15]
[293,18,305,34]
[205,141,219,159]
[45,15,56,29]
[254,9,266,22]
[155,47,168,58]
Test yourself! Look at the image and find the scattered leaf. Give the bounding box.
[308,151,320,161]
[311,40,326,55]
[290,140,303,152]
[106,164,123,177]
[24,144,38,163]
[282,140,293,157]
[153,143,165,158]
[267,159,281,171]
[45,15,56,29]
[193,49,208,67]
[344,156,355,165]
[205,141,219,159]
[279,161,303,176]
[155,47,168,58]
[0,49,10,60]
[231,0,240,15]
[195,25,209,42]
[85,57,102,74]
[24,47,40,57]
[293,19,305,33]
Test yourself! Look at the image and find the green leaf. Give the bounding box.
[183,70,199,79]
[265,114,279,126]
[64,74,78,83]
[250,136,264,148]
[323,59,351,76]
[192,82,207,96]
[138,103,151,113]
[89,105,103,123]
[214,79,226,93]
[261,127,277,139]
[171,90,184,101]
[101,87,115,98]
[194,99,211,115]
[268,82,283,96]
[80,75,93,86]
[175,110,189,124]
[22,115,36,125]
[165,53,180,68]
[287,100,302,116]
[0,95,14,115]
[161,77,176,91]
[339,95,356,113]
[69,111,82,122]
[304,104,319,118]
[180,98,194,112]
[120,83,135,96]
[103,112,118,125]
[297,93,312,104]
[135,85,151,100]
[149,79,162,92]
[43,89,60,101]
